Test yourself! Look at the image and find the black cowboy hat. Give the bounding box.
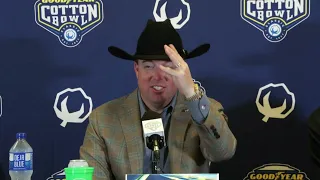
[108,19,210,61]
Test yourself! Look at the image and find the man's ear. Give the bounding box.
[134,60,139,79]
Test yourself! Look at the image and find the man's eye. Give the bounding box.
[144,65,154,69]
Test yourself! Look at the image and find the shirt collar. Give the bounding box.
[137,88,177,118]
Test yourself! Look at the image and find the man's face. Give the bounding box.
[134,59,178,108]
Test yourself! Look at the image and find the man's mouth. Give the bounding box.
[152,86,164,91]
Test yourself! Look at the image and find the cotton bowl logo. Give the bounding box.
[153,0,191,29]
[34,0,104,47]
[256,83,295,122]
[54,87,93,127]
[192,78,206,95]
[241,0,310,42]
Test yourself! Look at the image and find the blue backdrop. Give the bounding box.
[1,0,320,179]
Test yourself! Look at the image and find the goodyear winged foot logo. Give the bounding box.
[244,163,310,179]
[34,0,104,47]
[241,0,310,42]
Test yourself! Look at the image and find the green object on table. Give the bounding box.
[64,167,94,180]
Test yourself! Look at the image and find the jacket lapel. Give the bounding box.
[168,92,191,173]
[119,89,144,174]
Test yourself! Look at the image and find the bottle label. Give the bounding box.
[9,152,33,171]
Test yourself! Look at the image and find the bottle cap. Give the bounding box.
[16,133,26,139]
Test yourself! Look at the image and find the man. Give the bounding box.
[79,19,237,180]
[308,107,320,168]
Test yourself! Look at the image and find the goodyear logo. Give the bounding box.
[241,0,310,42]
[34,0,104,47]
[244,163,310,180]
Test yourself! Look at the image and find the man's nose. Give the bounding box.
[152,67,167,81]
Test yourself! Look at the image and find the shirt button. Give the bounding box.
[201,105,206,110]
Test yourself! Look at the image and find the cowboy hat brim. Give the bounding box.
[108,43,210,61]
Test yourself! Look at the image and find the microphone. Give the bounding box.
[141,110,165,173]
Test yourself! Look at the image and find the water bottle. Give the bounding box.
[9,133,33,180]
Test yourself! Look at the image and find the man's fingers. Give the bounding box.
[159,65,179,76]
[164,45,180,65]
[165,44,185,67]
[169,44,178,53]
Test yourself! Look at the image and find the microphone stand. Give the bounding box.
[151,141,160,174]
[146,134,164,174]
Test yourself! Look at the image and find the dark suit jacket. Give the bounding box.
[308,107,320,167]
[79,89,237,180]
